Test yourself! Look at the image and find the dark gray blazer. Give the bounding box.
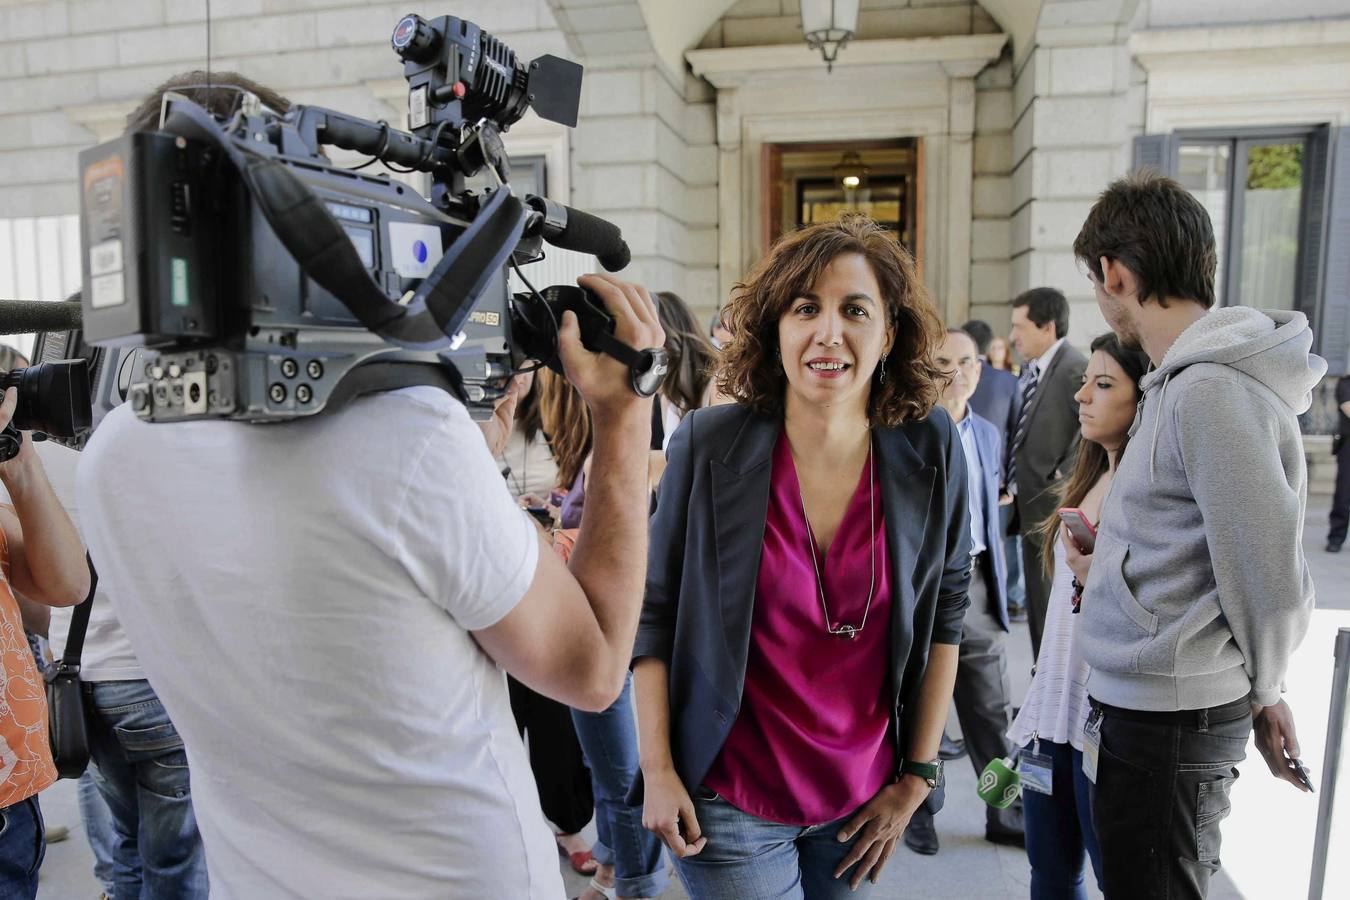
[1012,341,1088,535]
[631,403,972,802]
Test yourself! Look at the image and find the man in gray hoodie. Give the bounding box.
[1066,172,1321,899]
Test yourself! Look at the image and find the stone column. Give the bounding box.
[550,0,719,306]
[1008,0,1144,344]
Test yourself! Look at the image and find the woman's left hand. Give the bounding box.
[833,775,930,889]
[1060,523,1093,586]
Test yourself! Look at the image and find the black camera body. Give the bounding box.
[74,14,654,425]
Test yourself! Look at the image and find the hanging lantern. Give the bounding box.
[834,150,869,192]
[801,0,860,73]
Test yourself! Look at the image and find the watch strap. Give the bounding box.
[900,758,942,784]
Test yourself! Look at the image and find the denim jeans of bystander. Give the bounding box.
[1089,697,1250,900]
[84,679,208,899]
[1022,740,1102,900]
[674,787,875,900]
[571,673,669,898]
[0,796,44,900]
[78,766,117,897]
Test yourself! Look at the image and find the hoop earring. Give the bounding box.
[878,354,888,381]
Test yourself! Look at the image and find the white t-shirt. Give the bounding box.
[0,441,143,681]
[76,387,560,900]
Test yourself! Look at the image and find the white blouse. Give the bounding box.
[1008,540,1092,751]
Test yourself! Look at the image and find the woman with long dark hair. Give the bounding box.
[653,292,718,451]
[634,215,971,898]
[1007,333,1149,900]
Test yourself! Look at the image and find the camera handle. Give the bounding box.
[161,100,525,352]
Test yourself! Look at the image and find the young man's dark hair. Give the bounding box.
[1010,287,1069,340]
[125,70,292,133]
[1073,171,1217,309]
[961,319,993,355]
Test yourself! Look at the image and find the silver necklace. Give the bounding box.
[797,439,877,640]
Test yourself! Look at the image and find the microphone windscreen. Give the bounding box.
[0,300,83,335]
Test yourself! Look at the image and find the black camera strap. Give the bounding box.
[161,103,526,351]
[56,554,98,676]
[326,361,467,410]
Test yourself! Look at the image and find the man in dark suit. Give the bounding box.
[963,319,1028,627]
[1005,288,1087,659]
[904,329,1024,856]
[962,320,1020,433]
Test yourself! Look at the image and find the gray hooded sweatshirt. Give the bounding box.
[1080,307,1325,711]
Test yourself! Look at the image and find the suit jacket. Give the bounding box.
[1012,341,1087,537]
[969,366,1019,469]
[632,403,972,804]
[962,411,1010,630]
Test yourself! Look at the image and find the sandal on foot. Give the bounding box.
[555,838,598,875]
[570,877,617,900]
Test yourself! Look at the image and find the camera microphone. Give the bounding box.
[523,197,631,272]
[0,300,83,335]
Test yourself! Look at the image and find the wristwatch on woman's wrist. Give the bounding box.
[899,758,943,790]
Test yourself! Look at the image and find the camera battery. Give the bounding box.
[78,132,220,348]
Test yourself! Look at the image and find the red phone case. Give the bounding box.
[1058,507,1096,551]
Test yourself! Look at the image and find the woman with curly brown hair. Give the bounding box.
[631,215,973,899]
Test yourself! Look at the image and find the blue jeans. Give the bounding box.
[1022,740,1102,900]
[79,767,117,896]
[0,796,43,900]
[85,680,208,899]
[571,674,668,898]
[674,788,874,900]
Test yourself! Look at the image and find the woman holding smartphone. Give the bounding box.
[1008,333,1148,900]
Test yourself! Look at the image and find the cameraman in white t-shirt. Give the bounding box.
[78,198,664,900]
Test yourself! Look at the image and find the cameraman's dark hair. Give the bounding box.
[125,70,293,134]
[1012,288,1069,339]
[1073,172,1217,309]
[961,319,993,355]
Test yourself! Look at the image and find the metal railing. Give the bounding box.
[1309,627,1350,900]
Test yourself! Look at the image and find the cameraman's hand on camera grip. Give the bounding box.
[0,388,27,467]
[558,275,665,420]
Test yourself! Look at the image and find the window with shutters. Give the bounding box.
[1134,126,1350,377]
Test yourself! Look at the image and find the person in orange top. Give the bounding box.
[0,383,91,898]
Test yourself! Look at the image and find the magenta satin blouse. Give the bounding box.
[702,431,894,825]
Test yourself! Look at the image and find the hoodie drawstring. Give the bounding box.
[1150,373,1172,483]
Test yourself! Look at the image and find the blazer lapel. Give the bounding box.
[875,427,936,706]
[710,411,779,694]
[1024,343,1065,426]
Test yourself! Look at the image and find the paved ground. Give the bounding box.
[36,503,1350,899]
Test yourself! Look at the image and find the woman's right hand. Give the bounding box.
[1060,523,1093,586]
[640,765,706,858]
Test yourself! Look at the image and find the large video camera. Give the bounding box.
[74,13,667,424]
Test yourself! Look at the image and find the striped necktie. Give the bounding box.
[1005,361,1040,492]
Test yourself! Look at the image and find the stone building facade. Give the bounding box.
[1,0,1347,388]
